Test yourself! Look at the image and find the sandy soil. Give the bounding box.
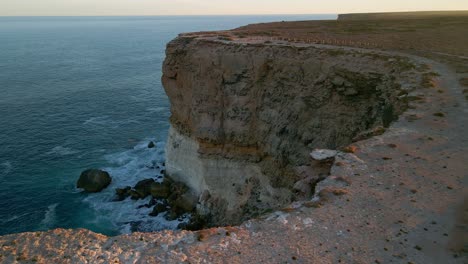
[0,39,466,263]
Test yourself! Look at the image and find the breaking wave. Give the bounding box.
[39,203,59,230]
[46,146,79,156]
[81,139,187,234]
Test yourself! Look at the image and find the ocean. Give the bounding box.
[0,15,336,236]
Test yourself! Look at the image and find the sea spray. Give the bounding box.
[81,139,187,234]
[39,203,59,230]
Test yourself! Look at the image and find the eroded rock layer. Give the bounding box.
[162,36,419,226]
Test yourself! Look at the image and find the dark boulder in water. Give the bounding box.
[115,186,131,201]
[77,169,112,193]
[129,190,142,200]
[164,210,178,221]
[134,179,155,198]
[149,181,171,199]
[147,141,156,148]
[149,202,168,216]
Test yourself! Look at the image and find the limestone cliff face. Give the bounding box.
[162,36,417,226]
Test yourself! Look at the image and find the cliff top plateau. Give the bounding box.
[183,11,468,57]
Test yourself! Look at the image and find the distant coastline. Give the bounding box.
[338,10,468,20]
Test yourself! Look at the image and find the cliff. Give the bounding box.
[1,15,467,263]
[162,35,421,226]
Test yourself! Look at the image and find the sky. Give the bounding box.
[0,0,467,16]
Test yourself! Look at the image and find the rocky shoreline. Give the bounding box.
[76,144,205,231]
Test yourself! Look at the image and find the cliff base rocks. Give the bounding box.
[113,176,198,226]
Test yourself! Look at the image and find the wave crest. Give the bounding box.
[39,203,59,230]
[46,146,78,156]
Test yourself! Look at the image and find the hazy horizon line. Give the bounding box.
[0,13,337,17]
[1,9,467,18]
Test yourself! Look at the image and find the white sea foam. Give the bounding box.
[83,116,110,125]
[39,203,58,230]
[147,107,169,113]
[46,146,79,156]
[82,139,187,234]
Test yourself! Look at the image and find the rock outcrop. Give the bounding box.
[113,177,198,223]
[162,35,420,226]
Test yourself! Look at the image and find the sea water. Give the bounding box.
[0,15,336,236]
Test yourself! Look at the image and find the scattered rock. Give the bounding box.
[115,186,131,201]
[310,149,337,161]
[129,190,142,200]
[135,199,158,209]
[180,212,210,231]
[293,175,319,197]
[150,181,172,199]
[165,210,179,221]
[172,192,198,213]
[77,169,112,193]
[149,202,168,217]
[134,179,156,198]
[293,166,321,196]
[168,181,189,201]
[111,175,196,221]
[148,141,156,148]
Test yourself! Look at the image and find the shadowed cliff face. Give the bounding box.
[162,36,420,226]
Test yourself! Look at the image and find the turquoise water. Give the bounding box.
[0,15,335,236]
